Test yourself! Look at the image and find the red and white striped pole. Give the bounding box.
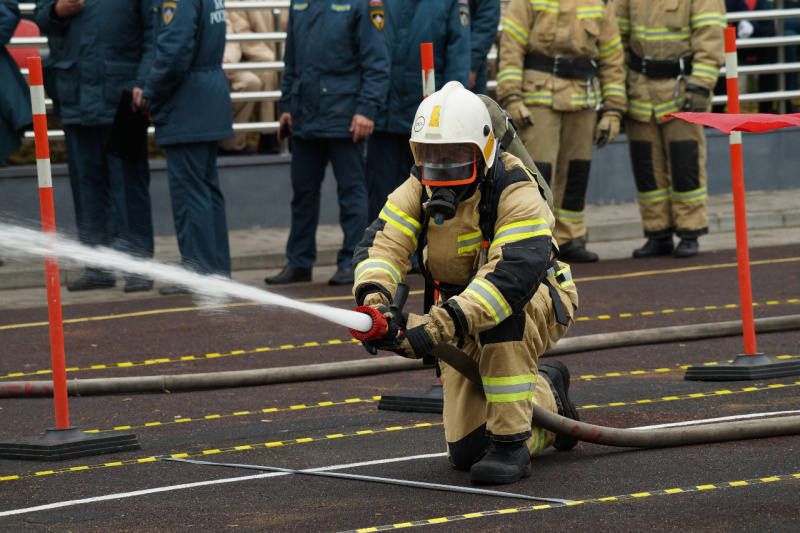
[723,27,757,356]
[421,43,435,99]
[28,56,71,429]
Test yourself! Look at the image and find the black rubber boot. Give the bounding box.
[673,237,699,258]
[469,439,532,485]
[632,237,674,258]
[539,360,580,451]
[558,239,598,263]
[264,266,312,285]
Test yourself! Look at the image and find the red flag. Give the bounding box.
[665,112,800,134]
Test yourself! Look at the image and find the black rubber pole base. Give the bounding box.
[0,427,140,462]
[685,353,800,381]
[377,384,444,413]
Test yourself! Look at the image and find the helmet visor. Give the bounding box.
[419,144,477,186]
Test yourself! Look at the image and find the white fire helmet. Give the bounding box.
[409,81,497,186]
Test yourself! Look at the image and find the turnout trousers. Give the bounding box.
[287,136,368,270]
[164,141,231,276]
[625,116,709,239]
[518,107,596,247]
[443,280,578,470]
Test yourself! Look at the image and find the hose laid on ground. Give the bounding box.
[1,314,799,398]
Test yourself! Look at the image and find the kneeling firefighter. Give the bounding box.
[351,81,581,485]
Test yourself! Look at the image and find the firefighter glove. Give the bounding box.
[594,110,622,148]
[386,307,456,359]
[505,99,533,127]
[683,84,711,112]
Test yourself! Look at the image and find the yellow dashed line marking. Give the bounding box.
[574,298,800,322]
[341,473,800,532]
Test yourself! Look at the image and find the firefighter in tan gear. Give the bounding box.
[352,82,580,485]
[496,0,627,263]
[616,0,725,258]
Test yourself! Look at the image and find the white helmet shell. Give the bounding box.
[409,81,497,169]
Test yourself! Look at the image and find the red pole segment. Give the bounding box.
[28,56,70,429]
[421,43,434,99]
[723,27,757,355]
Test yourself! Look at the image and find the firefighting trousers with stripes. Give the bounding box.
[442,279,578,470]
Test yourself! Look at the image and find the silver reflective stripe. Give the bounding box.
[464,279,511,324]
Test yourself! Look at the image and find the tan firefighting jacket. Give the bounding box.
[497,0,627,113]
[615,0,726,122]
[224,4,277,64]
[353,153,578,336]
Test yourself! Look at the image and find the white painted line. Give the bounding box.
[0,452,447,517]
[631,410,800,430]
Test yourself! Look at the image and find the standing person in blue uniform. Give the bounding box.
[34,0,156,292]
[469,0,501,96]
[134,0,234,295]
[1,0,33,171]
[364,0,471,224]
[264,0,391,286]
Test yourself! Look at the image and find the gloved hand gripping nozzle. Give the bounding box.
[349,283,410,354]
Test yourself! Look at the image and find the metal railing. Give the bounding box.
[10,1,800,142]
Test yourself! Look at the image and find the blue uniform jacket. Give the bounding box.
[470,0,500,81]
[33,0,155,126]
[373,0,470,135]
[279,0,391,139]
[1,0,33,161]
[142,0,233,146]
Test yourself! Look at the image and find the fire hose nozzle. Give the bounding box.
[349,306,389,341]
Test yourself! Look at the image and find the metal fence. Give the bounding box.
[9,1,800,142]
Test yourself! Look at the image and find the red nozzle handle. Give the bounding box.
[350,306,389,341]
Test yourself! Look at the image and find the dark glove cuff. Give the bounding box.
[355,284,391,306]
[685,84,710,97]
[405,327,436,360]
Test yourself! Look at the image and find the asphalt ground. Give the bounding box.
[0,242,799,531]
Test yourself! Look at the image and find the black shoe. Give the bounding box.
[673,237,699,258]
[124,277,154,293]
[469,440,532,485]
[258,134,281,154]
[558,239,599,263]
[632,237,674,258]
[67,272,116,292]
[159,284,191,295]
[328,266,354,286]
[539,360,579,451]
[218,145,255,156]
[264,266,312,285]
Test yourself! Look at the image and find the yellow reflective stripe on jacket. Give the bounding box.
[523,91,553,105]
[457,231,483,254]
[490,219,550,252]
[571,92,598,107]
[602,83,626,100]
[692,63,719,81]
[482,374,538,403]
[379,200,421,248]
[616,17,631,32]
[631,25,691,41]
[629,98,653,117]
[547,262,574,289]
[503,18,529,46]
[637,187,670,203]
[554,207,584,223]
[599,36,622,58]
[653,99,681,119]
[671,186,707,203]
[355,258,401,287]
[577,5,604,19]
[691,12,726,29]
[529,0,558,14]
[498,68,524,83]
[464,278,511,325]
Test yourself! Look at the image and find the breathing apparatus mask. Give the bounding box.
[409,81,497,225]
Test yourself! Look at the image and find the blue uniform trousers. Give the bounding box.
[164,141,231,276]
[287,137,368,270]
[63,124,154,280]
[365,131,416,223]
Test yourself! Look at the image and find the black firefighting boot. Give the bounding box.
[539,360,580,451]
[632,237,674,258]
[469,439,532,485]
[558,238,598,263]
[673,237,699,258]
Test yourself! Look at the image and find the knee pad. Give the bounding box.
[448,423,491,470]
[561,159,591,212]
[669,140,700,192]
[629,141,656,192]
